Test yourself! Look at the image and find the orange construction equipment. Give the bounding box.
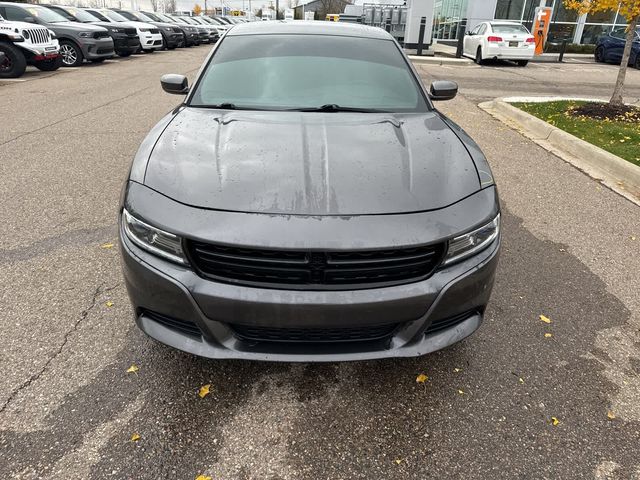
[532,7,552,55]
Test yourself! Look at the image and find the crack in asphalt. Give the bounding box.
[0,282,121,415]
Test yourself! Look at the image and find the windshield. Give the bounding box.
[190,34,429,113]
[121,10,153,22]
[102,10,129,22]
[491,24,530,34]
[61,7,100,22]
[26,6,70,23]
[156,13,175,22]
[142,11,161,21]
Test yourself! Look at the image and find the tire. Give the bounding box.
[0,41,27,78]
[59,40,83,67]
[516,60,529,67]
[475,46,484,65]
[594,46,605,63]
[33,55,63,71]
[142,49,155,53]
[635,55,640,70]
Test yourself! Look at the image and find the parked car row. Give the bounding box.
[0,2,240,78]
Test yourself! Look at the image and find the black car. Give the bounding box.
[44,5,139,57]
[595,26,640,69]
[120,22,501,362]
[112,9,183,50]
[145,11,198,47]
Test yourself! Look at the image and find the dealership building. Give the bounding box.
[431,0,634,45]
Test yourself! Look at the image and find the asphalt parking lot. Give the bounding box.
[1,48,640,479]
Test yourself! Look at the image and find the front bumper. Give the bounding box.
[139,32,163,50]
[113,34,140,54]
[119,184,500,362]
[80,37,114,60]
[163,31,184,48]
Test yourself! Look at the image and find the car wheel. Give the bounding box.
[475,47,484,65]
[59,40,83,67]
[33,55,63,71]
[0,41,27,78]
[516,60,529,67]
[594,46,605,63]
[635,56,640,70]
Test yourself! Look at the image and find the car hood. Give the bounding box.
[118,20,156,29]
[143,108,481,216]
[45,21,106,32]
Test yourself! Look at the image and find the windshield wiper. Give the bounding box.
[288,104,390,113]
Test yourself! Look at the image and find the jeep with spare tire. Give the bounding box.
[0,13,61,78]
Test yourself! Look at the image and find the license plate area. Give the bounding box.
[509,41,519,47]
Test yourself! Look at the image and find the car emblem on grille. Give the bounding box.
[308,253,326,282]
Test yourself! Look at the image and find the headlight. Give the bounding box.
[78,31,94,38]
[442,214,500,266]
[163,26,172,31]
[139,28,150,32]
[122,209,187,265]
[110,27,124,33]
[21,29,31,40]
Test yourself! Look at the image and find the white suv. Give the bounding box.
[0,13,61,77]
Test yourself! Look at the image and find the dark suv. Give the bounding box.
[595,27,640,69]
[112,9,183,49]
[0,2,113,66]
[43,5,139,57]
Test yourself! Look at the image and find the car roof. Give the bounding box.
[226,20,393,40]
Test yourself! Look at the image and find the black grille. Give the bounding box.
[231,323,399,343]
[172,27,182,33]
[93,31,110,39]
[425,311,477,335]
[149,28,160,34]
[125,28,137,35]
[96,47,113,54]
[143,310,202,337]
[186,242,445,290]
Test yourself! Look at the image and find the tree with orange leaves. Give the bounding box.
[564,0,640,105]
[193,4,203,16]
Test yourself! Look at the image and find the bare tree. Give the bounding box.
[149,0,159,12]
[164,0,176,13]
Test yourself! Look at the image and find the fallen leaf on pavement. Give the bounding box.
[458,389,465,395]
[539,314,552,324]
[551,417,560,426]
[105,301,114,308]
[607,411,616,420]
[519,377,524,384]
[126,365,139,374]
[544,333,553,338]
[416,374,428,384]
[394,459,403,465]
[454,368,461,373]
[195,475,212,480]
[198,384,211,398]
[131,433,140,442]
[100,242,114,249]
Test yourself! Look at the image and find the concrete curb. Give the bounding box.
[479,98,640,206]
[408,55,473,66]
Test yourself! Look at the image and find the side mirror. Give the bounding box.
[466,31,472,36]
[160,74,189,95]
[429,80,458,101]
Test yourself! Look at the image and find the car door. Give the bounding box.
[606,28,627,62]
[463,24,481,56]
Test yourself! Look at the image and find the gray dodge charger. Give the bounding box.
[119,21,501,362]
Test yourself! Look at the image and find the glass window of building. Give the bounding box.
[495,0,525,20]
